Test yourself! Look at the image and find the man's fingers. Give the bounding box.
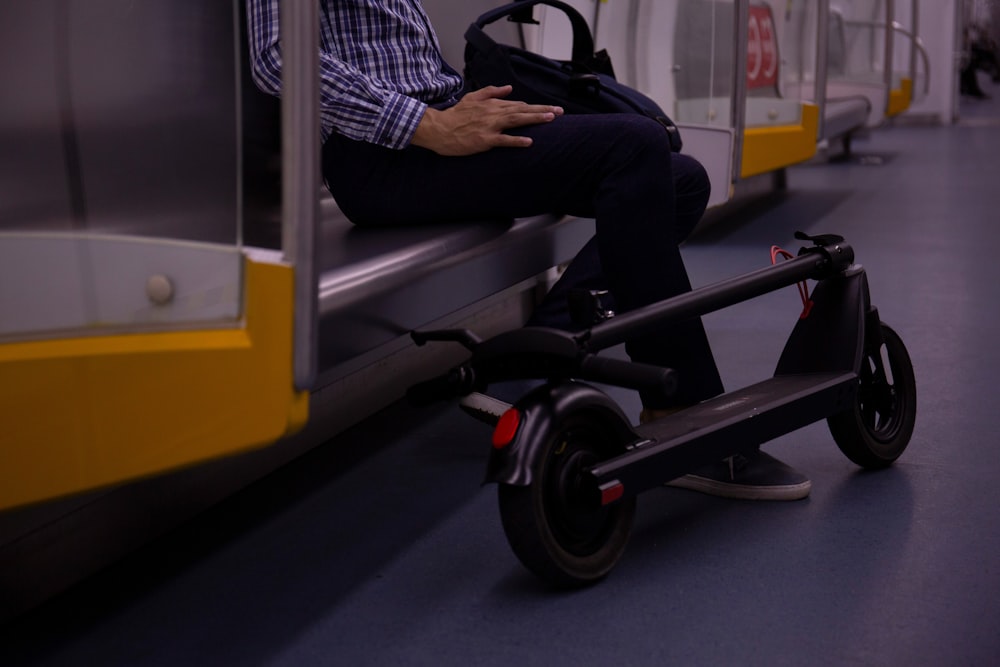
[490,99,563,114]
[490,134,534,149]
[464,87,564,116]
[499,102,564,117]
[465,84,514,101]
[496,110,560,129]
[429,89,564,154]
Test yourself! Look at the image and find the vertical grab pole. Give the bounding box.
[883,0,895,114]
[281,0,320,390]
[731,0,749,184]
[815,0,831,143]
[625,0,640,88]
[908,0,919,97]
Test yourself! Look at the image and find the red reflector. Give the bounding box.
[600,481,625,505]
[492,408,521,449]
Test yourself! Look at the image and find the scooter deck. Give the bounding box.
[589,371,858,500]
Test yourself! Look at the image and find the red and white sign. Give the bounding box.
[747,5,778,89]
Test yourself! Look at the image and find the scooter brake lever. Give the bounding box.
[794,231,855,274]
[794,230,845,246]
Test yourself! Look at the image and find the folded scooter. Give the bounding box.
[408,233,916,587]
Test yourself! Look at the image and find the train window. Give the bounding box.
[0,1,245,340]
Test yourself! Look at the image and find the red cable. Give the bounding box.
[770,245,814,319]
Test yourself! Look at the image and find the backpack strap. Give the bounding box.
[465,0,596,67]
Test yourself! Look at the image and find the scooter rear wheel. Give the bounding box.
[828,323,916,468]
[498,411,635,588]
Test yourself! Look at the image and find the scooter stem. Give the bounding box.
[580,240,854,352]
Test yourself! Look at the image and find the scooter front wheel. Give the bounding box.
[498,411,635,588]
[828,322,916,468]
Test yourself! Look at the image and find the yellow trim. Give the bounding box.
[886,78,913,117]
[0,257,309,511]
[740,103,819,179]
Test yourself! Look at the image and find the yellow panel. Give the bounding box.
[740,103,820,179]
[0,258,309,510]
[887,78,913,117]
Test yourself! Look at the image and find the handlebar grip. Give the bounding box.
[577,355,677,397]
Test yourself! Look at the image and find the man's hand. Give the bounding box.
[411,85,563,156]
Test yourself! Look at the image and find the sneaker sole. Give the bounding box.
[666,474,812,501]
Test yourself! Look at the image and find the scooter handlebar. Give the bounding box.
[577,355,677,397]
[408,354,676,406]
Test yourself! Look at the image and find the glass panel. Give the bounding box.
[528,0,738,207]
[827,0,891,126]
[743,1,805,128]
[830,0,889,84]
[668,0,739,128]
[774,0,823,108]
[529,0,738,129]
[0,0,244,341]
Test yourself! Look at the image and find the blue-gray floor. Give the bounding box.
[3,90,1000,665]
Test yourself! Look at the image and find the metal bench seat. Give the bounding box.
[822,97,872,142]
[310,194,593,374]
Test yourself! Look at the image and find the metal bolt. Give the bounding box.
[146,274,174,305]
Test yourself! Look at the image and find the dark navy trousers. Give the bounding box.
[322,113,724,407]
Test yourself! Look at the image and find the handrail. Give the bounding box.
[840,0,896,110]
[893,21,932,97]
[842,18,931,97]
[281,0,321,391]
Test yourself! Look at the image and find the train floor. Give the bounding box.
[3,86,1000,665]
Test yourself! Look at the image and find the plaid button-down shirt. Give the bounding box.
[247,0,464,148]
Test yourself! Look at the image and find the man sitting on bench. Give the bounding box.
[246,0,810,501]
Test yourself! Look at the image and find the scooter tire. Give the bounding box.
[828,322,916,468]
[498,411,635,588]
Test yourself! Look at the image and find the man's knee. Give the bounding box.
[614,114,677,156]
[673,153,711,198]
[615,117,711,200]
[673,153,711,240]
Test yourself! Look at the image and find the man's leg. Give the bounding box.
[324,113,722,407]
[526,151,710,330]
[322,114,808,500]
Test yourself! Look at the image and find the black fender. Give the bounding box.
[775,265,872,377]
[483,381,638,486]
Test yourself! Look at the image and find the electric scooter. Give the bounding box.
[408,232,916,587]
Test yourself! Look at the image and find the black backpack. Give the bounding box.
[463,0,682,152]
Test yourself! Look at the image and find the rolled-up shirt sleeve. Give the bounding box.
[246,0,430,149]
[316,55,428,149]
